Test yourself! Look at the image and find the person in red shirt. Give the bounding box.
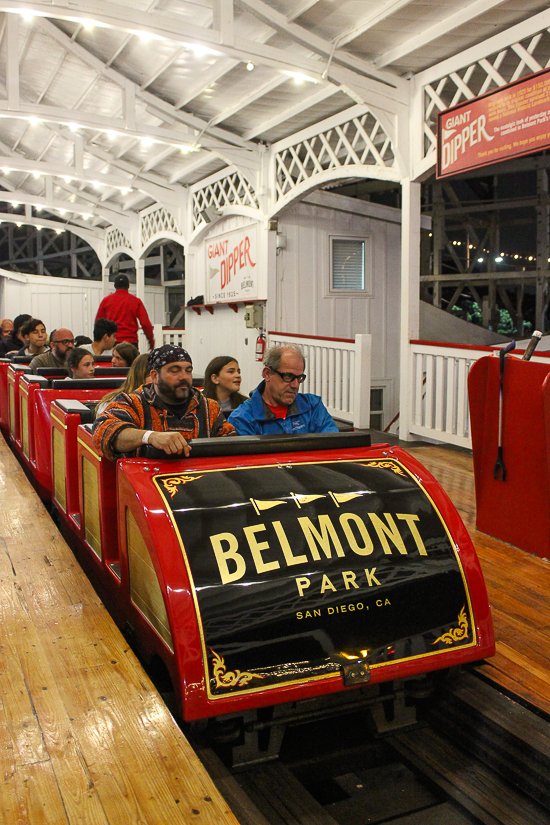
[95,274,155,350]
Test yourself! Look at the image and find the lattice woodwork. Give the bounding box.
[423,27,550,160]
[141,207,181,247]
[106,227,133,259]
[192,171,258,229]
[274,111,394,200]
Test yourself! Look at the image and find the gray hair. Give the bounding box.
[263,344,306,372]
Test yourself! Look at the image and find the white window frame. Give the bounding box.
[328,234,373,296]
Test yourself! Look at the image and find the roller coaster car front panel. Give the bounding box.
[117,440,494,722]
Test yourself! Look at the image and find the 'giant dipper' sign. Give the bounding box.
[437,68,550,178]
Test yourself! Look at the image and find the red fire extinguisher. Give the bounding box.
[255,333,266,361]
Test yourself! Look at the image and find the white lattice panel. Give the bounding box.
[274,112,394,200]
[423,27,550,160]
[192,171,258,229]
[106,227,133,259]
[141,207,181,247]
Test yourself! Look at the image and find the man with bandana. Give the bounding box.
[93,344,235,460]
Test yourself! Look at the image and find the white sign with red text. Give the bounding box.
[205,224,258,303]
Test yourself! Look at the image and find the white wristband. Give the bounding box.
[141,430,154,444]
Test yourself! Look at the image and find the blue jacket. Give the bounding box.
[228,381,339,435]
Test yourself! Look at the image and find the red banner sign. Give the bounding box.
[437,68,550,178]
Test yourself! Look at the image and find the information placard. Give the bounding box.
[437,68,550,178]
[205,223,258,303]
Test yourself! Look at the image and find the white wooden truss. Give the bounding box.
[106,227,133,261]
[272,105,398,213]
[141,206,182,249]
[191,167,259,231]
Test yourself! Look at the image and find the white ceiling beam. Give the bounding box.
[0,187,132,227]
[174,57,239,108]
[0,212,103,241]
[7,4,405,98]
[141,48,186,90]
[374,0,513,68]
[141,144,178,173]
[6,14,20,110]
[337,0,416,47]
[242,84,341,140]
[35,17,255,150]
[235,0,404,89]
[0,156,135,188]
[213,0,234,47]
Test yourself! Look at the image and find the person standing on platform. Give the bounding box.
[30,328,75,372]
[81,318,117,358]
[93,344,234,460]
[229,344,339,435]
[95,274,155,350]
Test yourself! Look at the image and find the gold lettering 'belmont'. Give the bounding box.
[209,511,429,585]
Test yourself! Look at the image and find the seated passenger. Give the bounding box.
[229,344,338,435]
[95,353,152,417]
[0,318,14,340]
[93,344,235,460]
[30,328,75,372]
[81,318,117,358]
[0,313,31,356]
[16,318,50,357]
[66,347,95,379]
[203,356,248,416]
[111,341,139,368]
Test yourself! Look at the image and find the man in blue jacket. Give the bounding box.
[229,344,338,435]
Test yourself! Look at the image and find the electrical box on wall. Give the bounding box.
[244,304,264,329]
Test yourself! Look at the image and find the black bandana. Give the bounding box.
[148,344,192,372]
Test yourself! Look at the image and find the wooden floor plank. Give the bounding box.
[0,435,240,825]
[409,444,550,714]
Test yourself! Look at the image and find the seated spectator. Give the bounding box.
[65,348,95,379]
[229,344,339,435]
[74,335,93,347]
[112,341,139,368]
[16,318,50,357]
[93,344,234,460]
[0,313,31,356]
[81,319,117,358]
[95,353,152,417]
[30,328,75,372]
[203,356,248,415]
[0,318,13,340]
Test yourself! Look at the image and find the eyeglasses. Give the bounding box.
[271,368,306,384]
[53,338,75,346]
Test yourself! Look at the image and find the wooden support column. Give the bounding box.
[432,182,444,307]
[399,178,421,441]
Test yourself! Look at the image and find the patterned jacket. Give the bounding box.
[93,383,235,461]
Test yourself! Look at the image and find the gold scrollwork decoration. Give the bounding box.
[433,606,469,645]
[211,649,262,689]
[161,475,203,498]
[362,461,406,476]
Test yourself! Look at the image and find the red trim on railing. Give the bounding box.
[410,340,495,352]
[268,331,355,343]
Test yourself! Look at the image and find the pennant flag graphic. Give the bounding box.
[250,498,287,515]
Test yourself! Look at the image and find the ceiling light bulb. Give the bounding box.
[2,168,10,174]
[16,222,22,227]
[20,10,34,21]
[141,137,153,147]
[139,32,152,42]
[28,117,41,126]
[12,202,19,208]
[107,131,116,140]
[59,209,66,216]
[32,171,41,178]
[82,19,95,30]
[63,176,73,183]
[68,123,79,132]
[120,188,130,195]
[246,62,254,71]
[36,205,42,211]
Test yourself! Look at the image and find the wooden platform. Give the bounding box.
[409,444,550,717]
[0,433,240,825]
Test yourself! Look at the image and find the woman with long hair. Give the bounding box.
[203,355,247,415]
[95,353,152,417]
[111,341,139,368]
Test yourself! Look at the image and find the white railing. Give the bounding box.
[409,341,495,448]
[162,328,185,348]
[268,332,371,428]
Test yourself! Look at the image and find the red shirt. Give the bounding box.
[95,289,154,348]
[266,403,288,419]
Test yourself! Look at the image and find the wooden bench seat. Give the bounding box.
[0,433,240,825]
